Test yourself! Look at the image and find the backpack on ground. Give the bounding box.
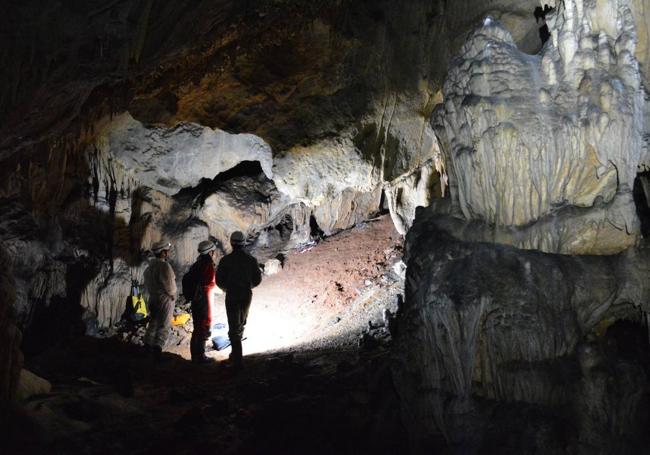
[182,262,200,301]
[125,280,148,321]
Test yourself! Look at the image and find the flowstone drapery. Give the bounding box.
[433,0,646,254]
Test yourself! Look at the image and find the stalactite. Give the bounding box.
[131,0,153,64]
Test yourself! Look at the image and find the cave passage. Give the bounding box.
[164,215,402,358]
[10,216,406,455]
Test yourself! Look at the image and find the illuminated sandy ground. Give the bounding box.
[167,215,403,360]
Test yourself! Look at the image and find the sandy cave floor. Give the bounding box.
[157,214,405,360]
[8,215,409,454]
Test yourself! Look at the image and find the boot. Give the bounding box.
[190,330,206,362]
[192,356,215,365]
[229,338,243,368]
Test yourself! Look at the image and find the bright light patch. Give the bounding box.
[209,291,332,356]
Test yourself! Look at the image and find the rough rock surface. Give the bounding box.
[394,204,650,451]
[0,244,23,403]
[93,113,274,194]
[15,369,52,402]
[433,0,645,254]
[385,159,444,235]
[80,259,145,331]
[426,195,641,255]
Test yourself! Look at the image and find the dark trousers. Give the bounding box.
[225,292,252,361]
[190,293,211,361]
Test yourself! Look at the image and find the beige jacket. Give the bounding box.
[144,258,177,300]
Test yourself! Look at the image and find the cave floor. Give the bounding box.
[162,214,403,360]
[12,215,408,454]
[16,338,406,455]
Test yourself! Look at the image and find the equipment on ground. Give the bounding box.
[125,280,148,321]
[211,335,231,351]
[172,313,191,326]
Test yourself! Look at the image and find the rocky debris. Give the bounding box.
[15,369,52,401]
[15,381,144,451]
[391,260,407,280]
[11,331,406,455]
[263,258,282,276]
[109,215,404,361]
[359,319,392,350]
[433,0,645,254]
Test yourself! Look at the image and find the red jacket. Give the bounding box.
[196,255,216,311]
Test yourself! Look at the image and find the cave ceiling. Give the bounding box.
[0,0,545,160]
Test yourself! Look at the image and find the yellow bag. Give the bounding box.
[172,313,191,326]
[131,294,148,320]
[127,280,148,321]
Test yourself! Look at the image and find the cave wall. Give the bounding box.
[0,0,545,334]
[395,204,650,451]
[4,1,650,449]
[392,0,650,451]
[0,244,23,404]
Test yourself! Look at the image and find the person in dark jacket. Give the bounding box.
[190,240,218,364]
[216,231,262,367]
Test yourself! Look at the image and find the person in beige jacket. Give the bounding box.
[143,240,177,359]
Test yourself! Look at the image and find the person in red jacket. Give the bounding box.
[190,240,218,364]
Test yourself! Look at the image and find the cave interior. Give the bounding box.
[3,0,650,454]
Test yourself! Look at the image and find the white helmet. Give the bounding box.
[151,240,172,254]
[198,240,216,254]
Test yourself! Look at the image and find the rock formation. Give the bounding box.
[92,113,274,194]
[392,0,650,451]
[0,244,24,404]
[395,206,650,450]
[433,0,646,254]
